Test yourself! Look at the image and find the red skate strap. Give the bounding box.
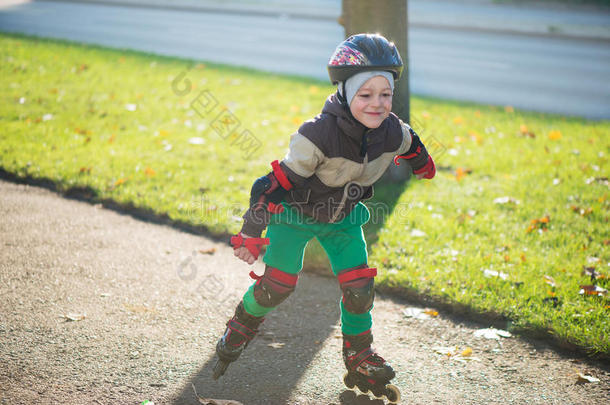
[337,267,377,284]
[227,319,257,340]
[249,267,298,286]
[349,347,375,371]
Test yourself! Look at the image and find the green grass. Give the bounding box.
[1,33,608,357]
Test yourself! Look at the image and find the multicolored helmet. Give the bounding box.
[327,33,403,84]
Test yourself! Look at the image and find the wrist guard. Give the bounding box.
[230,233,270,260]
[393,129,430,172]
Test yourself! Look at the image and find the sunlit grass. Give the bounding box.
[1,33,608,356]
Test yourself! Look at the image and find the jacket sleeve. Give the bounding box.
[239,131,323,237]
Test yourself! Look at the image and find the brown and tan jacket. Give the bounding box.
[241,93,415,237]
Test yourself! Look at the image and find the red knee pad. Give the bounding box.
[338,266,377,314]
[249,266,298,308]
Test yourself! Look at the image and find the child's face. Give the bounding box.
[349,76,393,129]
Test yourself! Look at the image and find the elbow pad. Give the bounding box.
[249,160,293,214]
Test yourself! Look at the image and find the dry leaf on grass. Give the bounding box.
[579,285,608,297]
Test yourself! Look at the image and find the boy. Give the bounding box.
[213,33,435,403]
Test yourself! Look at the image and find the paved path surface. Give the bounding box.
[1,179,609,404]
[0,0,609,118]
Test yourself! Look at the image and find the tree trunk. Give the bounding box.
[340,0,410,182]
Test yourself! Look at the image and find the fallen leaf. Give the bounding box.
[267,342,285,349]
[455,167,472,181]
[460,347,473,357]
[191,383,243,405]
[410,229,427,237]
[62,313,86,322]
[484,269,509,280]
[493,196,520,205]
[548,130,562,140]
[424,309,439,317]
[114,178,127,187]
[144,167,156,177]
[579,285,608,297]
[519,124,535,138]
[544,275,556,288]
[473,328,512,340]
[403,307,436,320]
[199,248,217,255]
[571,205,593,217]
[504,105,514,113]
[576,372,600,384]
[582,266,603,281]
[433,346,479,362]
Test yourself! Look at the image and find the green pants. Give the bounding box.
[242,201,373,335]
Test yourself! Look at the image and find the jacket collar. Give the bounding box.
[322,93,388,144]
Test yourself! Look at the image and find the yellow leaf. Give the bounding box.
[424,309,439,317]
[548,130,562,140]
[144,167,156,177]
[114,178,127,186]
[159,130,169,137]
[504,105,514,113]
[474,110,482,118]
[520,124,528,133]
[469,131,483,145]
[453,116,464,125]
[422,111,431,119]
[308,85,319,94]
[460,347,473,357]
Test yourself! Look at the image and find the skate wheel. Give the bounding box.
[212,360,229,380]
[342,372,356,390]
[385,384,401,403]
[371,386,384,399]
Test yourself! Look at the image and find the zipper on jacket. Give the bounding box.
[359,130,370,157]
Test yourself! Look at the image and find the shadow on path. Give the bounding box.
[173,272,342,405]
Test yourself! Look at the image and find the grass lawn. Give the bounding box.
[1,33,608,357]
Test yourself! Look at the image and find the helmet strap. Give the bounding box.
[337,81,348,106]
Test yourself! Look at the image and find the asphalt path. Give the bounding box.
[1,179,609,404]
[0,1,609,119]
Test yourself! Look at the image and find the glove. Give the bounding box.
[413,156,436,179]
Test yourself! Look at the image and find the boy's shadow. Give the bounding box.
[339,390,389,404]
[173,271,342,405]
